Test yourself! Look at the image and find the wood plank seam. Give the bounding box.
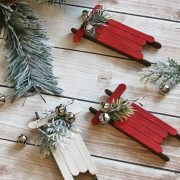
[63,4,180,23]
[0,138,179,174]
[0,85,179,118]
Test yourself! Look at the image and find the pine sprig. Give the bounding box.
[141,59,180,90]
[0,3,62,102]
[87,9,110,27]
[108,98,134,122]
[36,111,79,157]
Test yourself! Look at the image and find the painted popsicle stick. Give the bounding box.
[96,25,146,46]
[73,27,85,42]
[113,121,163,153]
[96,27,144,52]
[106,84,126,102]
[133,112,168,139]
[108,19,155,43]
[74,134,97,175]
[71,28,152,67]
[125,115,163,144]
[97,31,143,60]
[132,103,178,136]
[69,139,88,173]
[52,147,74,180]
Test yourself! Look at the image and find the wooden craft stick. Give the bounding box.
[126,115,163,144]
[96,27,144,52]
[74,134,97,175]
[52,147,74,180]
[28,112,56,129]
[132,103,178,136]
[71,28,152,67]
[59,143,80,176]
[97,31,144,60]
[97,25,146,46]
[69,138,88,173]
[113,121,163,154]
[108,19,155,43]
[133,112,168,139]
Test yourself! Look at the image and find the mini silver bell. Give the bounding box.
[99,113,111,124]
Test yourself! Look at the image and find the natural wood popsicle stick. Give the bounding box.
[52,147,74,180]
[69,138,88,173]
[59,143,80,176]
[74,134,97,175]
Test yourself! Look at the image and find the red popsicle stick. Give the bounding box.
[97,25,146,46]
[108,19,155,43]
[113,121,162,153]
[96,27,143,51]
[133,112,168,139]
[132,103,178,136]
[126,115,163,144]
[96,30,143,60]
[91,111,101,125]
[107,84,126,102]
[73,27,85,42]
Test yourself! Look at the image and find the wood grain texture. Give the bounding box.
[0,140,179,180]
[0,87,179,172]
[68,0,180,21]
[0,1,180,179]
[26,1,180,62]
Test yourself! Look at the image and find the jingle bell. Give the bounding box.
[0,94,6,105]
[65,112,76,123]
[101,102,111,112]
[55,104,66,116]
[99,113,111,124]
[159,84,170,94]
[17,134,27,144]
[85,23,94,34]
[81,10,89,21]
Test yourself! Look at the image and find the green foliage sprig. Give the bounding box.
[141,59,180,90]
[81,7,110,33]
[0,2,62,102]
[107,98,134,122]
[36,110,79,157]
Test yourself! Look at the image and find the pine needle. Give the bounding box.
[140,58,180,89]
[0,2,63,102]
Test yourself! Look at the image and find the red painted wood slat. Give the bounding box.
[108,19,155,43]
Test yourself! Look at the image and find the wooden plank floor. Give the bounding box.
[0,1,180,179]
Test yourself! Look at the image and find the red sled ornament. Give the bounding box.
[72,5,162,67]
[89,84,180,161]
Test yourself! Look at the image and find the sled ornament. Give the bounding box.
[89,84,180,161]
[72,5,162,67]
[28,102,97,180]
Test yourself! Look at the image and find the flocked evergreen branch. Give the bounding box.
[107,98,134,122]
[140,59,180,90]
[0,2,62,102]
[81,7,110,33]
[36,108,79,157]
[87,8,110,27]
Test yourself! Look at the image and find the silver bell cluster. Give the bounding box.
[99,102,111,124]
[55,104,76,124]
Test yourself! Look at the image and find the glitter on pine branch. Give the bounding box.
[0,2,63,102]
[140,59,180,91]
